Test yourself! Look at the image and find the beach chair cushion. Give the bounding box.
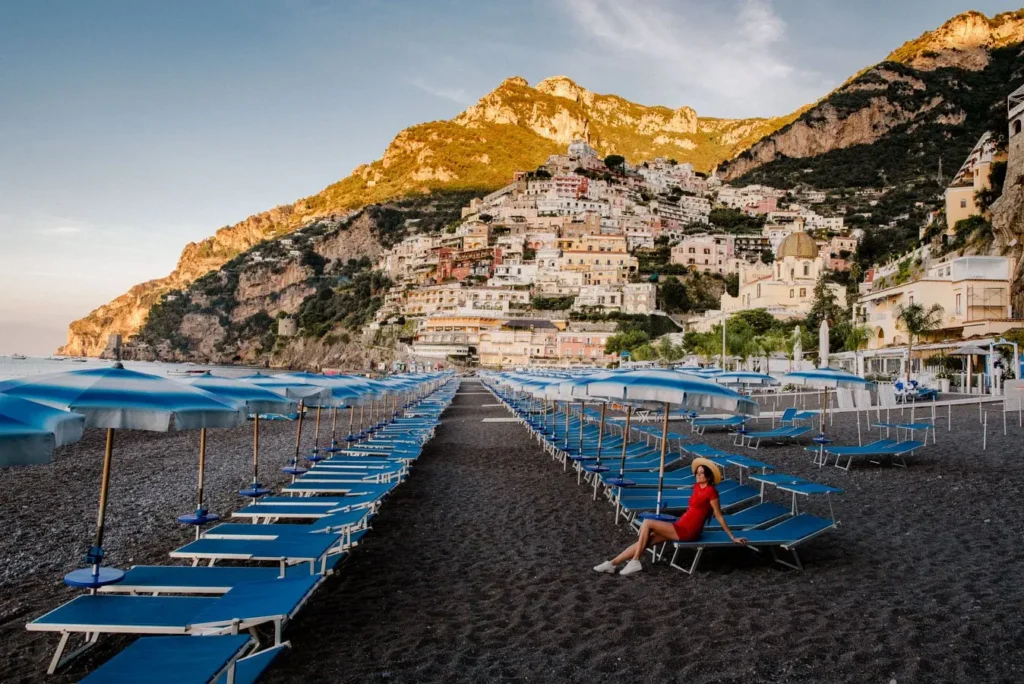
[80,635,252,684]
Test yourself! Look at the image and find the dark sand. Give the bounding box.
[4,382,1024,682]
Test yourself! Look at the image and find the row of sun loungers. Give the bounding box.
[485,381,843,576]
[27,380,459,681]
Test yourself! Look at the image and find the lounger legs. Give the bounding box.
[770,546,804,571]
[668,547,704,574]
[47,631,100,674]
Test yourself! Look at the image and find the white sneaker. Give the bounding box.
[619,559,643,577]
[593,560,617,574]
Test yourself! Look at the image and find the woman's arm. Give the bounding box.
[710,498,747,545]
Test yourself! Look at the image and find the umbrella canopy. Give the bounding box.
[584,369,759,416]
[546,372,622,400]
[0,394,85,466]
[0,365,246,429]
[713,371,780,387]
[950,344,990,356]
[782,367,874,389]
[275,372,373,406]
[0,364,246,588]
[243,375,334,404]
[179,373,296,414]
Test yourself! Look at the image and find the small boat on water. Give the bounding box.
[166,369,210,377]
[10,354,27,360]
[70,358,88,363]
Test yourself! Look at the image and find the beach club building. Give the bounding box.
[856,256,1018,350]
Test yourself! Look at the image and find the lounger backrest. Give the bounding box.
[746,514,834,544]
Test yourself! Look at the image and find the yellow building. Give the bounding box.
[720,231,846,320]
[411,312,504,360]
[856,256,1015,349]
[944,132,1003,234]
[557,234,637,285]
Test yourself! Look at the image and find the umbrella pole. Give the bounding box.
[330,406,338,447]
[358,404,365,438]
[90,428,116,575]
[348,405,355,441]
[252,414,260,485]
[288,400,307,479]
[655,402,669,517]
[312,405,322,459]
[196,428,207,512]
[596,403,606,466]
[618,406,632,477]
[577,401,585,455]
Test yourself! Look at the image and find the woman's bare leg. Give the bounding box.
[612,519,678,565]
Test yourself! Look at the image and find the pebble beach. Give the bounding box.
[3,382,1024,682]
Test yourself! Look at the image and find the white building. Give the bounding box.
[623,283,658,314]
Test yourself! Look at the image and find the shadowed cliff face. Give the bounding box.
[723,10,1024,183]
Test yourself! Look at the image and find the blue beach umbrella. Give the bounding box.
[0,364,245,588]
[179,373,297,504]
[276,372,372,458]
[0,394,85,466]
[585,369,759,519]
[243,375,332,476]
[713,371,780,387]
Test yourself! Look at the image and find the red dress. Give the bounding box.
[672,483,718,541]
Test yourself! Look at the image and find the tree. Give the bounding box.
[656,336,684,362]
[632,344,657,361]
[604,330,650,355]
[760,250,774,265]
[733,309,777,335]
[725,273,739,298]
[660,276,690,313]
[895,303,944,382]
[843,325,871,352]
[604,154,625,171]
[806,275,842,330]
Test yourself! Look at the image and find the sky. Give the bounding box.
[1,0,1021,355]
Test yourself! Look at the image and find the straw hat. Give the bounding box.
[691,457,723,485]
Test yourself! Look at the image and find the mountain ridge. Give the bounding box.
[59,8,1024,356]
[58,76,799,356]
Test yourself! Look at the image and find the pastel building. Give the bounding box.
[856,256,1016,349]
[720,231,846,320]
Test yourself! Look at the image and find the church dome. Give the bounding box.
[777,231,819,259]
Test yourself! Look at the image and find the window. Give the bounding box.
[955,294,962,314]
[757,284,761,298]
[908,296,914,306]
[1015,119,1022,136]
[688,247,695,254]
[789,289,795,298]
[790,268,795,280]
[803,263,810,276]
[960,199,968,209]
[800,288,807,297]
[703,248,711,255]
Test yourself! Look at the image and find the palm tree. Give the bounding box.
[895,303,944,382]
[843,325,871,352]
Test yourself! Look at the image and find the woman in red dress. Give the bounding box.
[594,458,747,576]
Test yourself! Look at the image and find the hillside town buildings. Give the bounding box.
[368,140,884,366]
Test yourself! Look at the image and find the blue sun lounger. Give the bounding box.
[96,565,309,595]
[737,426,811,449]
[616,483,759,521]
[204,525,367,550]
[780,407,819,426]
[28,575,317,674]
[821,439,925,470]
[668,513,836,574]
[691,415,746,435]
[80,634,256,684]
[169,534,344,575]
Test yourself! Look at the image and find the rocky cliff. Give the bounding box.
[116,193,469,368]
[60,77,797,356]
[723,10,1024,184]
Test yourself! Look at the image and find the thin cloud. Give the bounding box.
[38,225,84,236]
[559,0,831,116]
[410,78,474,105]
